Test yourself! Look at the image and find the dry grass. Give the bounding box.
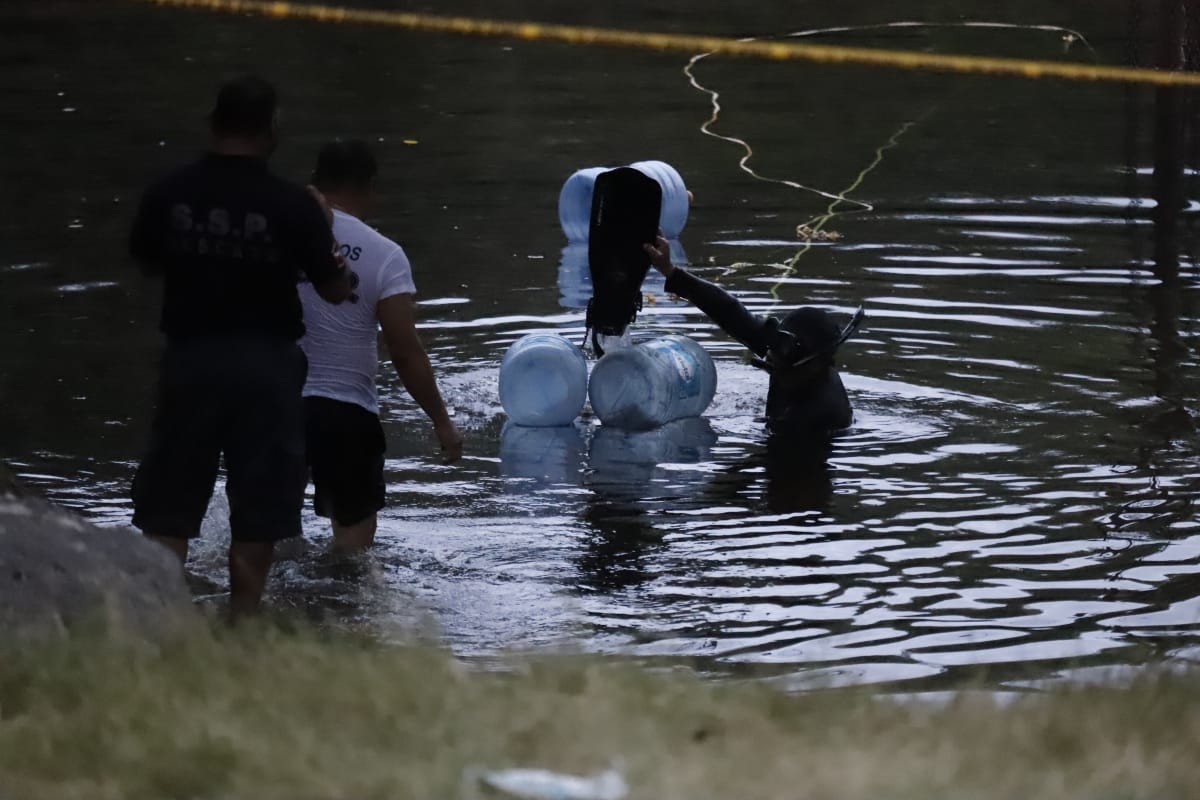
[0,620,1196,800]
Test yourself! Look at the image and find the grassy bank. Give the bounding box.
[0,622,1196,800]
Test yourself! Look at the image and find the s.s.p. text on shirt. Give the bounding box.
[129,153,341,341]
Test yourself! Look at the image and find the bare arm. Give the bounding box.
[377,293,463,462]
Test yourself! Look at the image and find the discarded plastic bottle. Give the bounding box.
[473,764,629,800]
[587,334,717,431]
[557,160,690,243]
[498,334,589,427]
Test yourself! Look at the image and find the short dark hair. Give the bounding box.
[209,75,277,137]
[312,140,378,192]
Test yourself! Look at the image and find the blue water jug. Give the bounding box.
[498,333,589,427]
[557,160,690,242]
[587,335,718,431]
[629,160,690,241]
[557,167,607,243]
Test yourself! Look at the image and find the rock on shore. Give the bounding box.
[0,466,194,638]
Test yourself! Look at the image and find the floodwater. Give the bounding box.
[2,0,1199,690]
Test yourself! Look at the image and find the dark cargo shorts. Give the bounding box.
[131,336,308,543]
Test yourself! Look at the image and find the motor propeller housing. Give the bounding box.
[585,167,663,353]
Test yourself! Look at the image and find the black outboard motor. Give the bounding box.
[585,167,662,355]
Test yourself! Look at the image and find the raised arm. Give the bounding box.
[644,234,777,357]
[297,186,353,304]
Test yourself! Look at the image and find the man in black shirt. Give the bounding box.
[129,75,351,617]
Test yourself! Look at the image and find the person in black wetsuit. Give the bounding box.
[643,233,860,439]
[128,75,353,618]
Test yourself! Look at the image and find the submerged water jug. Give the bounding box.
[587,335,717,431]
[588,416,719,498]
[557,160,690,243]
[498,420,587,487]
[498,333,589,427]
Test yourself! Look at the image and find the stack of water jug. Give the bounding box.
[498,160,717,432]
[499,331,717,431]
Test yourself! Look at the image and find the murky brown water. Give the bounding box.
[3,0,1199,690]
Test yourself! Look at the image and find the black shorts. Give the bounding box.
[131,336,309,543]
[304,396,386,527]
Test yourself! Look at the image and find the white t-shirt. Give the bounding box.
[299,209,417,415]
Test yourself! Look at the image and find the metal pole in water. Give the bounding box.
[1145,0,1195,439]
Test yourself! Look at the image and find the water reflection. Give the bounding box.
[703,433,836,515]
[498,417,720,501]
[498,417,720,590]
[498,419,587,488]
[587,416,718,498]
[581,417,719,590]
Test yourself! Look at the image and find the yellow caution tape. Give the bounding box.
[132,0,1200,87]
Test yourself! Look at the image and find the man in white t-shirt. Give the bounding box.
[299,140,463,551]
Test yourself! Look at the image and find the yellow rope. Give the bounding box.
[134,0,1200,87]
[683,52,873,210]
[770,121,918,299]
